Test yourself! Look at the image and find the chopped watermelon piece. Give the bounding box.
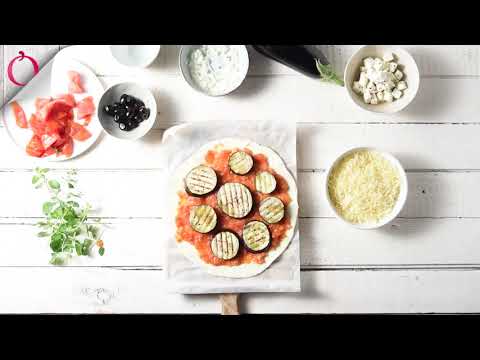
[29,114,45,136]
[67,71,84,94]
[26,135,44,157]
[82,115,92,126]
[11,101,28,129]
[42,147,57,157]
[76,96,95,119]
[59,136,74,157]
[55,93,76,108]
[35,97,52,112]
[70,122,92,141]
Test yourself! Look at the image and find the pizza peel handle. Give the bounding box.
[220,294,240,315]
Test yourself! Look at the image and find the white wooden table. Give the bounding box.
[1,45,480,314]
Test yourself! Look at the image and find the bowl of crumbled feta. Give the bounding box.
[179,45,250,97]
[325,147,408,229]
[344,45,420,114]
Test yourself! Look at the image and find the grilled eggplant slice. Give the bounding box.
[189,205,217,233]
[217,182,253,218]
[259,196,285,224]
[184,165,217,196]
[242,221,270,252]
[228,151,254,175]
[211,231,240,260]
[255,171,277,194]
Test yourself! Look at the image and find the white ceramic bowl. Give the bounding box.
[178,45,249,96]
[110,45,161,68]
[344,45,420,114]
[325,147,408,229]
[98,82,157,141]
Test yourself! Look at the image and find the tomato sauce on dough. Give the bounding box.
[175,148,292,266]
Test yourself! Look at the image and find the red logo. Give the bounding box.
[7,51,39,86]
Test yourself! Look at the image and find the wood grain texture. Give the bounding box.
[220,294,240,315]
[0,268,479,313]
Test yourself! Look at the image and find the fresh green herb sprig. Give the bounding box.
[32,168,105,265]
[315,59,344,86]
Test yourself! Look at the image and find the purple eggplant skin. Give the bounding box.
[241,220,272,253]
[251,45,329,78]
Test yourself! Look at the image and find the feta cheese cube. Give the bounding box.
[394,70,403,80]
[373,58,384,71]
[383,91,393,103]
[353,81,363,94]
[370,93,379,105]
[385,80,396,91]
[360,66,366,72]
[363,91,372,104]
[364,57,375,69]
[366,81,377,93]
[392,88,403,99]
[388,62,398,73]
[397,81,408,90]
[376,82,386,92]
[383,52,395,62]
[376,91,384,102]
[359,72,369,87]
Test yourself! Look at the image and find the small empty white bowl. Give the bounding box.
[98,82,157,141]
[110,45,161,68]
[344,45,420,114]
[325,147,408,229]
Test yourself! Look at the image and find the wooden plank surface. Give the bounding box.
[0,268,479,314]
[2,45,480,313]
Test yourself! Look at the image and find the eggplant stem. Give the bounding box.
[315,59,344,86]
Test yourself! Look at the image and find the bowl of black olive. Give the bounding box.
[98,82,157,140]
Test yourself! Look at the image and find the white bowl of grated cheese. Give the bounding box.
[179,45,249,97]
[344,45,420,114]
[325,147,408,229]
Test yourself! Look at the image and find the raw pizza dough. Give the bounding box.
[169,138,298,278]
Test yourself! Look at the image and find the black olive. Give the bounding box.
[104,104,115,115]
[113,114,121,123]
[116,107,127,117]
[120,94,132,105]
[134,114,143,123]
[130,119,139,128]
[119,122,126,131]
[140,107,150,120]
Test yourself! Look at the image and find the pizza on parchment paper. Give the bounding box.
[169,138,298,278]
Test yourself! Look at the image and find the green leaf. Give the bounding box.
[50,206,64,219]
[315,59,344,86]
[42,202,55,215]
[67,201,80,208]
[82,239,93,255]
[98,247,105,256]
[48,180,60,190]
[32,175,40,185]
[37,231,50,238]
[50,253,67,265]
[50,233,64,252]
[75,241,83,256]
[68,183,75,189]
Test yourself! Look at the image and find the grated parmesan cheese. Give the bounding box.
[327,149,401,224]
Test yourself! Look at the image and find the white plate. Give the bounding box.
[2,56,104,161]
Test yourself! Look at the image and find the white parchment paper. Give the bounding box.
[161,119,300,294]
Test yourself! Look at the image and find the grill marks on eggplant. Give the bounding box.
[211,231,240,260]
[228,151,254,175]
[255,171,277,194]
[242,221,270,252]
[185,165,217,196]
[217,182,253,218]
[189,205,217,233]
[259,196,285,224]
